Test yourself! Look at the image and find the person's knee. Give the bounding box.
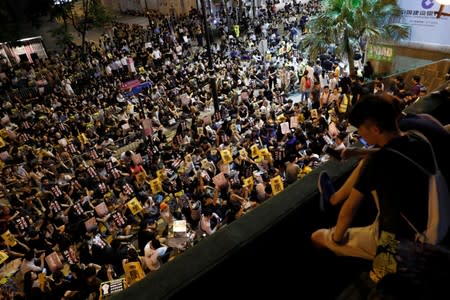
[311,229,327,248]
[444,123,450,133]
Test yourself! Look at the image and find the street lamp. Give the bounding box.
[200,0,220,116]
[436,0,450,18]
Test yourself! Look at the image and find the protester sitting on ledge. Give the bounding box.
[311,95,450,289]
[317,94,450,213]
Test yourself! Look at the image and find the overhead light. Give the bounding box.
[435,0,450,18]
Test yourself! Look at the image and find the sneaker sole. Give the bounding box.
[317,171,327,195]
[318,171,328,212]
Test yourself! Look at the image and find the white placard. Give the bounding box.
[280,122,290,134]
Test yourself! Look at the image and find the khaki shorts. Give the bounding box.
[314,221,378,260]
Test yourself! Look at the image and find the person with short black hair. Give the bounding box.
[285,154,301,184]
[311,94,442,284]
[410,75,422,96]
[49,270,71,300]
[143,238,168,272]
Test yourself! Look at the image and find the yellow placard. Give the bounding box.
[0,137,6,148]
[239,148,248,158]
[78,133,89,145]
[298,113,305,123]
[105,235,114,244]
[38,272,46,291]
[156,169,166,179]
[1,230,17,247]
[174,190,184,197]
[135,171,147,185]
[123,262,145,286]
[276,114,286,122]
[127,104,134,114]
[127,197,143,215]
[184,154,192,164]
[149,178,162,195]
[259,147,273,162]
[254,156,263,163]
[243,176,254,191]
[270,175,284,196]
[0,129,8,138]
[259,148,270,157]
[98,223,108,233]
[250,144,260,158]
[220,149,233,164]
[0,250,9,264]
[233,25,240,37]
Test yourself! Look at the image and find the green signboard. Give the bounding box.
[367,44,395,62]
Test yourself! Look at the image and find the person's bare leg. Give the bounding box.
[330,159,365,206]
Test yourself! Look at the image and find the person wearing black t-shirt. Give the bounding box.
[311,95,443,284]
[49,270,71,300]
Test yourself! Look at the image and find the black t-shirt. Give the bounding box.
[50,279,71,300]
[355,134,433,240]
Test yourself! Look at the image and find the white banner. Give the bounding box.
[397,0,450,46]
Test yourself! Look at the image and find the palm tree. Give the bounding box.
[302,0,409,76]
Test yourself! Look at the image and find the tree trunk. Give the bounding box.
[238,0,242,24]
[80,0,91,57]
[252,0,256,19]
[63,14,68,32]
[344,29,355,76]
[222,0,231,31]
[360,38,368,67]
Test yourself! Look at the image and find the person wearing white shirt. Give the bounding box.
[152,48,162,66]
[334,132,348,151]
[256,174,271,203]
[17,251,45,291]
[200,210,221,236]
[19,251,44,278]
[120,56,128,68]
[329,72,339,92]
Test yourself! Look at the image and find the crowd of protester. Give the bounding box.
[0,0,440,299]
